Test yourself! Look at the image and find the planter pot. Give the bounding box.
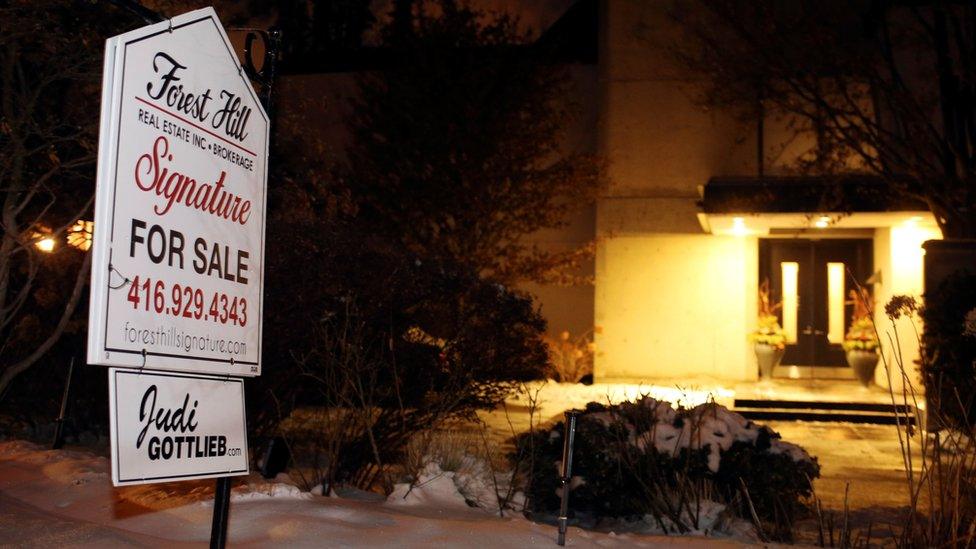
[846,350,879,388]
[754,343,784,380]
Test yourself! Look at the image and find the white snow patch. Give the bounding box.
[232,480,313,502]
[0,440,766,547]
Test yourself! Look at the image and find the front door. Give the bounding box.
[759,239,873,367]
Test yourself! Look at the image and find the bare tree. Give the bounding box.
[0,1,125,398]
[345,0,605,285]
[673,0,976,238]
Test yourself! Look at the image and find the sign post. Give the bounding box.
[210,476,233,548]
[89,8,271,547]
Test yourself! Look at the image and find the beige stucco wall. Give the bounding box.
[594,233,757,381]
[519,64,600,339]
[520,202,596,339]
[593,0,758,381]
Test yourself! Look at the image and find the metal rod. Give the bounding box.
[557,410,580,546]
[52,357,75,450]
[210,476,232,549]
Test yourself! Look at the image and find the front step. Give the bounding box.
[733,398,917,426]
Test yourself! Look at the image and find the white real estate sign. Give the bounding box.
[89,8,266,486]
[88,7,268,378]
[109,368,249,486]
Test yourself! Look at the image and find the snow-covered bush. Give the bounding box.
[516,398,819,540]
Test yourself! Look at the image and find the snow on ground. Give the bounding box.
[0,441,768,547]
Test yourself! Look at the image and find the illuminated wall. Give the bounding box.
[872,220,942,391]
[595,233,758,381]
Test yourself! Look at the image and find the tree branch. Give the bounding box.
[0,250,91,401]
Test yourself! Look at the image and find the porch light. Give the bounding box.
[731,217,749,236]
[814,216,830,229]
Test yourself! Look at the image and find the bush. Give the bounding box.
[251,224,550,491]
[919,272,976,427]
[516,398,819,539]
[543,330,594,383]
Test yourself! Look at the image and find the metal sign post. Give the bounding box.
[52,357,75,450]
[557,410,581,546]
[210,476,233,549]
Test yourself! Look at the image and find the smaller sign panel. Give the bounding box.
[109,368,248,486]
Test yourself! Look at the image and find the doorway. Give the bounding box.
[759,238,873,370]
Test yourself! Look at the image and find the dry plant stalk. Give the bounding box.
[543,330,595,383]
[851,280,976,548]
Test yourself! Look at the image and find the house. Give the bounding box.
[269,0,942,392]
[527,0,941,390]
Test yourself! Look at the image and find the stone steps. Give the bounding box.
[733,398,918,426]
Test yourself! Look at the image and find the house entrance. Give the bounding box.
[759,238,873,370]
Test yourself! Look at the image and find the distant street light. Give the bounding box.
[35,237,56,253]
[29,220,93,254]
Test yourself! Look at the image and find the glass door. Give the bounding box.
[759,238,873,370]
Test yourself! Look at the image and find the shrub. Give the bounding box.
[919,272,976,427]
[543,330,594,383]
[516,398,819,540]
[252,240,549,492]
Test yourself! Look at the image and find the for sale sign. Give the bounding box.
[88,7,267,377]
[109,368,248,486]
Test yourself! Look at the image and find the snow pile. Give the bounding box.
[604,500,744,538]
[387,462,473,509]
[387,453,507,512]
[232,474,314,502]
[0,439,110,485]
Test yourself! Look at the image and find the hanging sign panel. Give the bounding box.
[88,8,268,377]
[109,368,249,486]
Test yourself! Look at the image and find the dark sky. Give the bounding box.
[370,0,577,35]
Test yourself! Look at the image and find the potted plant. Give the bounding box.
[750,280,787,380]
[843,288,880,388]
[542,329,596,384]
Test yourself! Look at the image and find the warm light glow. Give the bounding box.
[731,217,749,236]
[814,216,830,229]
[891,218,941,295]
[827,262,845,344]
[35,237,55,253]
[67,220,94,251]
[596,235,752,380]
[781,262,799,343]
